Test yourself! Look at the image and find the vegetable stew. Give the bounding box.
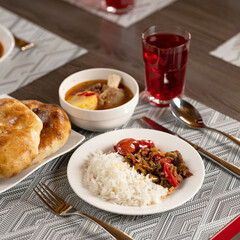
[114,138,193,188]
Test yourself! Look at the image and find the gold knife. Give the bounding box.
[142,116,240,178]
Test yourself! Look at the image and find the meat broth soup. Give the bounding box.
[0,41,3,58]
[65,78,134,110]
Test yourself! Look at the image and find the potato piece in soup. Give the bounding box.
[66,91,98,110]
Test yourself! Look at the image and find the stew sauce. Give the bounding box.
[65,79,133,110]
[0,41,3,58]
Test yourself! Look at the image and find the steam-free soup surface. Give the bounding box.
[65,79,133,110]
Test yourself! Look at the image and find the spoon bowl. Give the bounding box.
[170,97,205,128]
[170,98,240,146]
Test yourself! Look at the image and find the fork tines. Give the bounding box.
[34,183,64,212]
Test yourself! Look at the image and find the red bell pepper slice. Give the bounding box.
[77,91,98,97]
[163,162,179,187]
[136,140,154,149]
[153,154,163,161]
[160,157,172,166]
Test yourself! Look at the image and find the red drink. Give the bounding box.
[104,0,134,14]
[142,25,191,107]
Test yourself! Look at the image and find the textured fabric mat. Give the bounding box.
[210,32,240,67]
[0,91,239,240]
[0,5,239,240]
[64,0,177,28]
[0,7,87,95]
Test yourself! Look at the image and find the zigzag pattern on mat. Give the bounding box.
[64,0,177,28]
[0,7,87,95]
[0,91,239,240]
[210,32,240,68]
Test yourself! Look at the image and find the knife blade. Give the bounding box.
[142,116,240,178]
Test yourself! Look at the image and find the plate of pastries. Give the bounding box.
[0,96,85,193]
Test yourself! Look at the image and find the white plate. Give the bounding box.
[0,130,85,193]
[67,128,205,215]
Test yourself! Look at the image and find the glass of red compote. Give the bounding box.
[103,0,134,14]
[142,25,191,107]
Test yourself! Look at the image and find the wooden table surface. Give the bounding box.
[0,0,240,121]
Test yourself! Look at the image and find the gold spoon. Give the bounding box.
[170,98,240,146]
[13,34,35,51]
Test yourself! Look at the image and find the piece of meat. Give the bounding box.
[166,150,193,178]
[101,84,109,92]
[98,87,125,109]
[168,150,183,168]
[86,83,103,95]
[181,167,193,178]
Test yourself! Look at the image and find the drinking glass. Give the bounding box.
[103,0,134,14]
[142,25,191,107]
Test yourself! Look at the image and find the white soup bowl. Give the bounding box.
[59,68,139,132]
[0,24,14,64]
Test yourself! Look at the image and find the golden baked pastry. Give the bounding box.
[0,98,43,178]
[22,100,71,164]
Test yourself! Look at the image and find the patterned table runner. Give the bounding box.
[0,7,87,95]
[64,0,177,28]
[0,91,239,240]
[0,5,239,240]
[210,32,240,67]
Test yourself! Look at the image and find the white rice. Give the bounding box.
[82,150,169,207]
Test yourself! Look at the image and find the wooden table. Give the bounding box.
[0,0,239,121]
[0,2,239,239]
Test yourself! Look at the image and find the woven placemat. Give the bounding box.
[64,0,177,28]
[0,7,87,95]
[0,91,239,240]
[0,5,239,240]
[210,32,240,67]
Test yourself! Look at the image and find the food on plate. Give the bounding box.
[114,138,193,188]
[22,100,71,164]
[82,150,169,207]
[0,98,43,178]
[0,98,71,178]
[65,74,133,110]
[0,41,3,57]
[82,138,192,207]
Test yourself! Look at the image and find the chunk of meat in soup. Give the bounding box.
[99,87,125,109]
[86,83,103,95]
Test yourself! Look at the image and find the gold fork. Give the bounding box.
[34,183,133,240]
[13,34,35,51]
